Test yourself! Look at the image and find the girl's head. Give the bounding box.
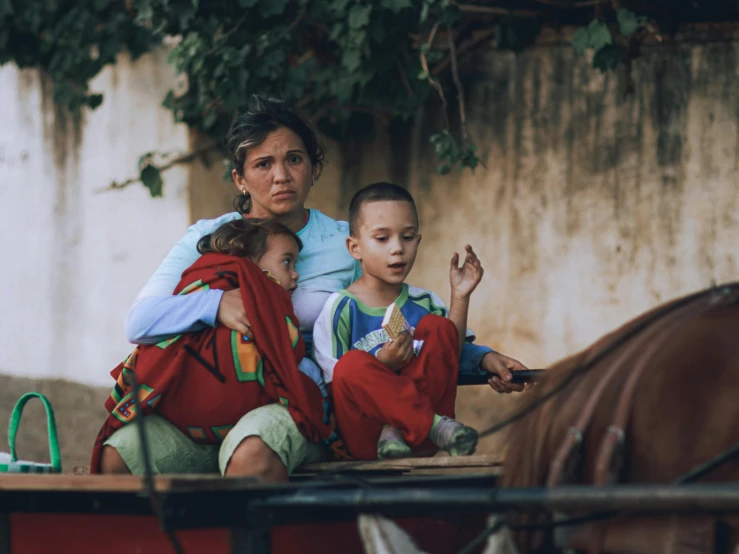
[227,95,324,219]
[197,219,302,293]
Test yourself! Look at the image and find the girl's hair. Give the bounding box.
[226,94,325,215]
[196,218,303,260]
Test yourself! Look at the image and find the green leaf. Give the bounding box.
[86,93,104,109]
[202,110,218,130]
[617,8,645,38]
[438,5,462,26]
[587,19,612,51]
[133,0,154,23]
[381,0,412,13]
[329,22,344,41]
[140,164,163,197]
[419,1,430,23]
[495,18,541,53]
[592,44,626,73]
[259,0,289,17]
[0,0,15,16]
[341,48,361,72]
[571,27,590,55]
[237,0,259,7]
[328,0,350,12]
[436,164,451,175]
[348,4,372,29]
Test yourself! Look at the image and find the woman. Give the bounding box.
[101,95,526,482]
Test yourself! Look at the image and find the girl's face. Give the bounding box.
[256,233,300,293]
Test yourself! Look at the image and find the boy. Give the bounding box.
[313,182,487,460]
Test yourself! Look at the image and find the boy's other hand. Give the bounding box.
[481,352,529,393]
[218,289,254,339]
[450,245,484,300]
[377,331,414,372]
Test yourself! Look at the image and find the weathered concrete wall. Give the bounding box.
[405,42,739,370]
[0,49,191,389]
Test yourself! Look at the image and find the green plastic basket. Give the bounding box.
[0,393,61,474]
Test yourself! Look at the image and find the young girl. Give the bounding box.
[92,219,345,475]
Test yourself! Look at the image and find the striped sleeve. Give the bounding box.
[313,292,352,384]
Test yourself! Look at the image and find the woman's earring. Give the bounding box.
[311,179,316,186]
[242,189,247,195]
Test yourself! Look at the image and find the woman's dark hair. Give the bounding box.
[197,218,303,260]
[227,94,325,214]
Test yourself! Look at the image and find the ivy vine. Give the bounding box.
[3,1,733,197]
[0,0,158,110]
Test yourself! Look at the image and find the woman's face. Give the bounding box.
[233,127,315,218]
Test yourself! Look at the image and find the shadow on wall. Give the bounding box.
[0,375,109,471]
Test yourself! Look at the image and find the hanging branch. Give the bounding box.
[448,27,469,146]
[419,22,450,130]
[431,26,497,76]
[97,141,219,195]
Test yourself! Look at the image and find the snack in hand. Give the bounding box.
[382,303,423,355]
[382,303,412,341]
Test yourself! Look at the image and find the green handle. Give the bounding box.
[8,393,62,472]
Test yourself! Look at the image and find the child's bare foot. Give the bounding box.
[429,416,479,456]
[377,425,412,459]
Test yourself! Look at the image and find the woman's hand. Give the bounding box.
[217,289,253,339]
[376,331,414,373]
[450,245,484,300]
[481,352,529,393]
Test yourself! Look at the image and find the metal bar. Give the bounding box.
[458,370,544,386]
[253,484,739,515]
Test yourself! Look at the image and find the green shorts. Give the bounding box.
[104,403,328,475]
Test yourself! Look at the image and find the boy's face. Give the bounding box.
[347,200,421,286]
[256,233,300,294]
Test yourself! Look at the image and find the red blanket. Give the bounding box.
[91,254,346,472]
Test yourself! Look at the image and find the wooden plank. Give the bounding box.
[0,473,263,493]
[0,474,170,492]
[296,454,502,474]
[0,456,501,493]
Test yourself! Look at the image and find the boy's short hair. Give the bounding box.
[197,218,303,259]
[348,182,418,236]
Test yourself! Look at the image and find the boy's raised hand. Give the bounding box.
[450,245,484,299]
[376,331,414,373]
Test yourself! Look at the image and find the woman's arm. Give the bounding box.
[124,292,223,344]
[125,215,239,344]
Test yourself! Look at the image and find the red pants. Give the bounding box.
[331,314,459,460]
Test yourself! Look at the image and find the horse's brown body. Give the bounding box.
[502,284,739,554]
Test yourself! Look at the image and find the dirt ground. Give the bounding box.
[0,374,516,471]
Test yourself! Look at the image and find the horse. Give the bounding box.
[501,283,739,554]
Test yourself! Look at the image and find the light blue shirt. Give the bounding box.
[125,210,361,348]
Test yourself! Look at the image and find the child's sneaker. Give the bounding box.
[429,416,479,456]
[377,425,412,459]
